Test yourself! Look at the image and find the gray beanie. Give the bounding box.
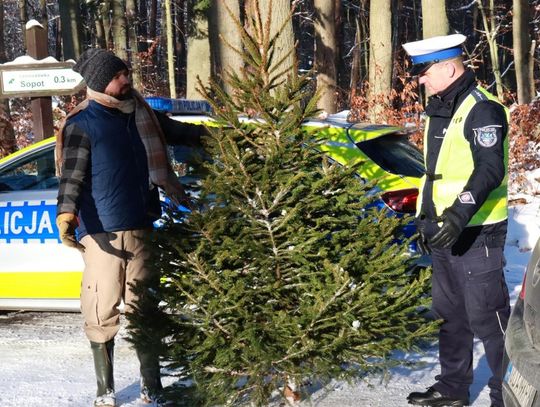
[73,49,128,93]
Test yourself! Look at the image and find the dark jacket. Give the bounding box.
[421,70,508,252]
[57,100,204,238]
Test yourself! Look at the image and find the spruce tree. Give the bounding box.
[129,3,437,406]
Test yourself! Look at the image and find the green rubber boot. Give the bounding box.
[136,349,164,404]
[90,340,115,407]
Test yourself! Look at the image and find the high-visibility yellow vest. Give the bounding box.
[417,86,509,226]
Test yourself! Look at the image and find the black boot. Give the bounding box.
[136,348,164,404]
[407,386,469,406]
[90,340,115,407]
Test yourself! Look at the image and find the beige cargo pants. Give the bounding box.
[80,228,153,343]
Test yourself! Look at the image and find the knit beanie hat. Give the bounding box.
[73,49,129,93]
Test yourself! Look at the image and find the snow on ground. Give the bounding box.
[0,192,539,407]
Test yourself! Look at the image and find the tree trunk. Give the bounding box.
[477,0,504,100]
[59,0,83,59]
[314,0,338,113]
[111,0,128,60]
[258,0,295,78]
[39,0,47,37]
[209,0,242,95]
[18,0,27,48]
[513,0,533,104]
[186,8,211,98]
[164,0,176,98]
[126,0,142,91]
[368,0,392,122]
[149,0,158,40]
[421,0,448,38]
[101,0,112,49]
[0,0,14,155]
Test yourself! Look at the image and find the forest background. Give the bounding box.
[0,0,538,194]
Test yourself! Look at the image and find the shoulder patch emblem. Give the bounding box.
[473,126,499,147]
[458,191,476,205]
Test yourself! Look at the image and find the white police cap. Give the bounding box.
[402,34,466,75]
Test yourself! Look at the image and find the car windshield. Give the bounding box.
[356,134,425,178]
[0,147,58,192]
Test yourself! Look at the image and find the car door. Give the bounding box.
[0,139,83,311]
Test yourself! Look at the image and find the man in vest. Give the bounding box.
[56,49,205,407]
[402,34,510,407]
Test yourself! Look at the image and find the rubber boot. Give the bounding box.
[136,348,164,404]
[90,340,115,407]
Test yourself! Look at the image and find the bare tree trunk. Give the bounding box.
[18,0,28,48]
[0,0,14,156]
[258,0,295,78]
[164,0,176,98]
[149,0,158,40]
[126,0,142,91]
[93,2,107,49]
[101,0,112,49]
[111,0,128,60]
[39,0,47,37]
[513,0,533,104]
[59,0,83,59]
[314,0,338,113]
[210,0,242,95]
[186,8,211,98]
[477,0,504,100]
[368,0,392,122]
[421,0,448,38]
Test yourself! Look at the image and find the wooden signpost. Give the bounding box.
[0,20,84,142]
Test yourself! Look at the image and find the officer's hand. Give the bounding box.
[416,232,431,255]
[56,213,85,252]
[430,208,463,249]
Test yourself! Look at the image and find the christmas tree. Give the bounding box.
[129,3,437,406]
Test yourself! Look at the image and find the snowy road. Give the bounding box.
[0,309,493,407]
[1,199,538,406]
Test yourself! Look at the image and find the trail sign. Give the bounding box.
[0,57,84,98]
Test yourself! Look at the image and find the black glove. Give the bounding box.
[414,216,431,255]
[430,208,464,249]
[416,232,431,255]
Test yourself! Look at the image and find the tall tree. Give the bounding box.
[209,0,243,96]
[18,0,28,48]
[257,0,295,78]
[314,0,338,113]
[111,0,128,60]
[476,0,504,99]
[421,0,448,38]
[59,0,83,59]
[186,6,211,98]
[164,0,176,97]
[368,0,392,121]
[126,0,142,91]
[0,0,15,156]
[513,0,534,104]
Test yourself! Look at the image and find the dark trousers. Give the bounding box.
[430,245,510,406]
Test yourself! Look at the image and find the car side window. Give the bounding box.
[0,146,58,191]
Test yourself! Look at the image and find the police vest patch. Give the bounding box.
[474,126,499,147]
[458,191,476,205]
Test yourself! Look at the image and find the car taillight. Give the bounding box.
[381,188,418,214]
[519,272,527,300]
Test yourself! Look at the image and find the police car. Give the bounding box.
[0,98,424,311]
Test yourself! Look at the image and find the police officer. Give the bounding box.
[402,34,510,407]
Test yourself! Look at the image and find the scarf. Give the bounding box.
[55,88,186,203]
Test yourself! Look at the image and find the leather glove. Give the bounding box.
[414,216,431,255]
[416,232,431,255]
[430,208,464,249]
[56,213,85,252]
